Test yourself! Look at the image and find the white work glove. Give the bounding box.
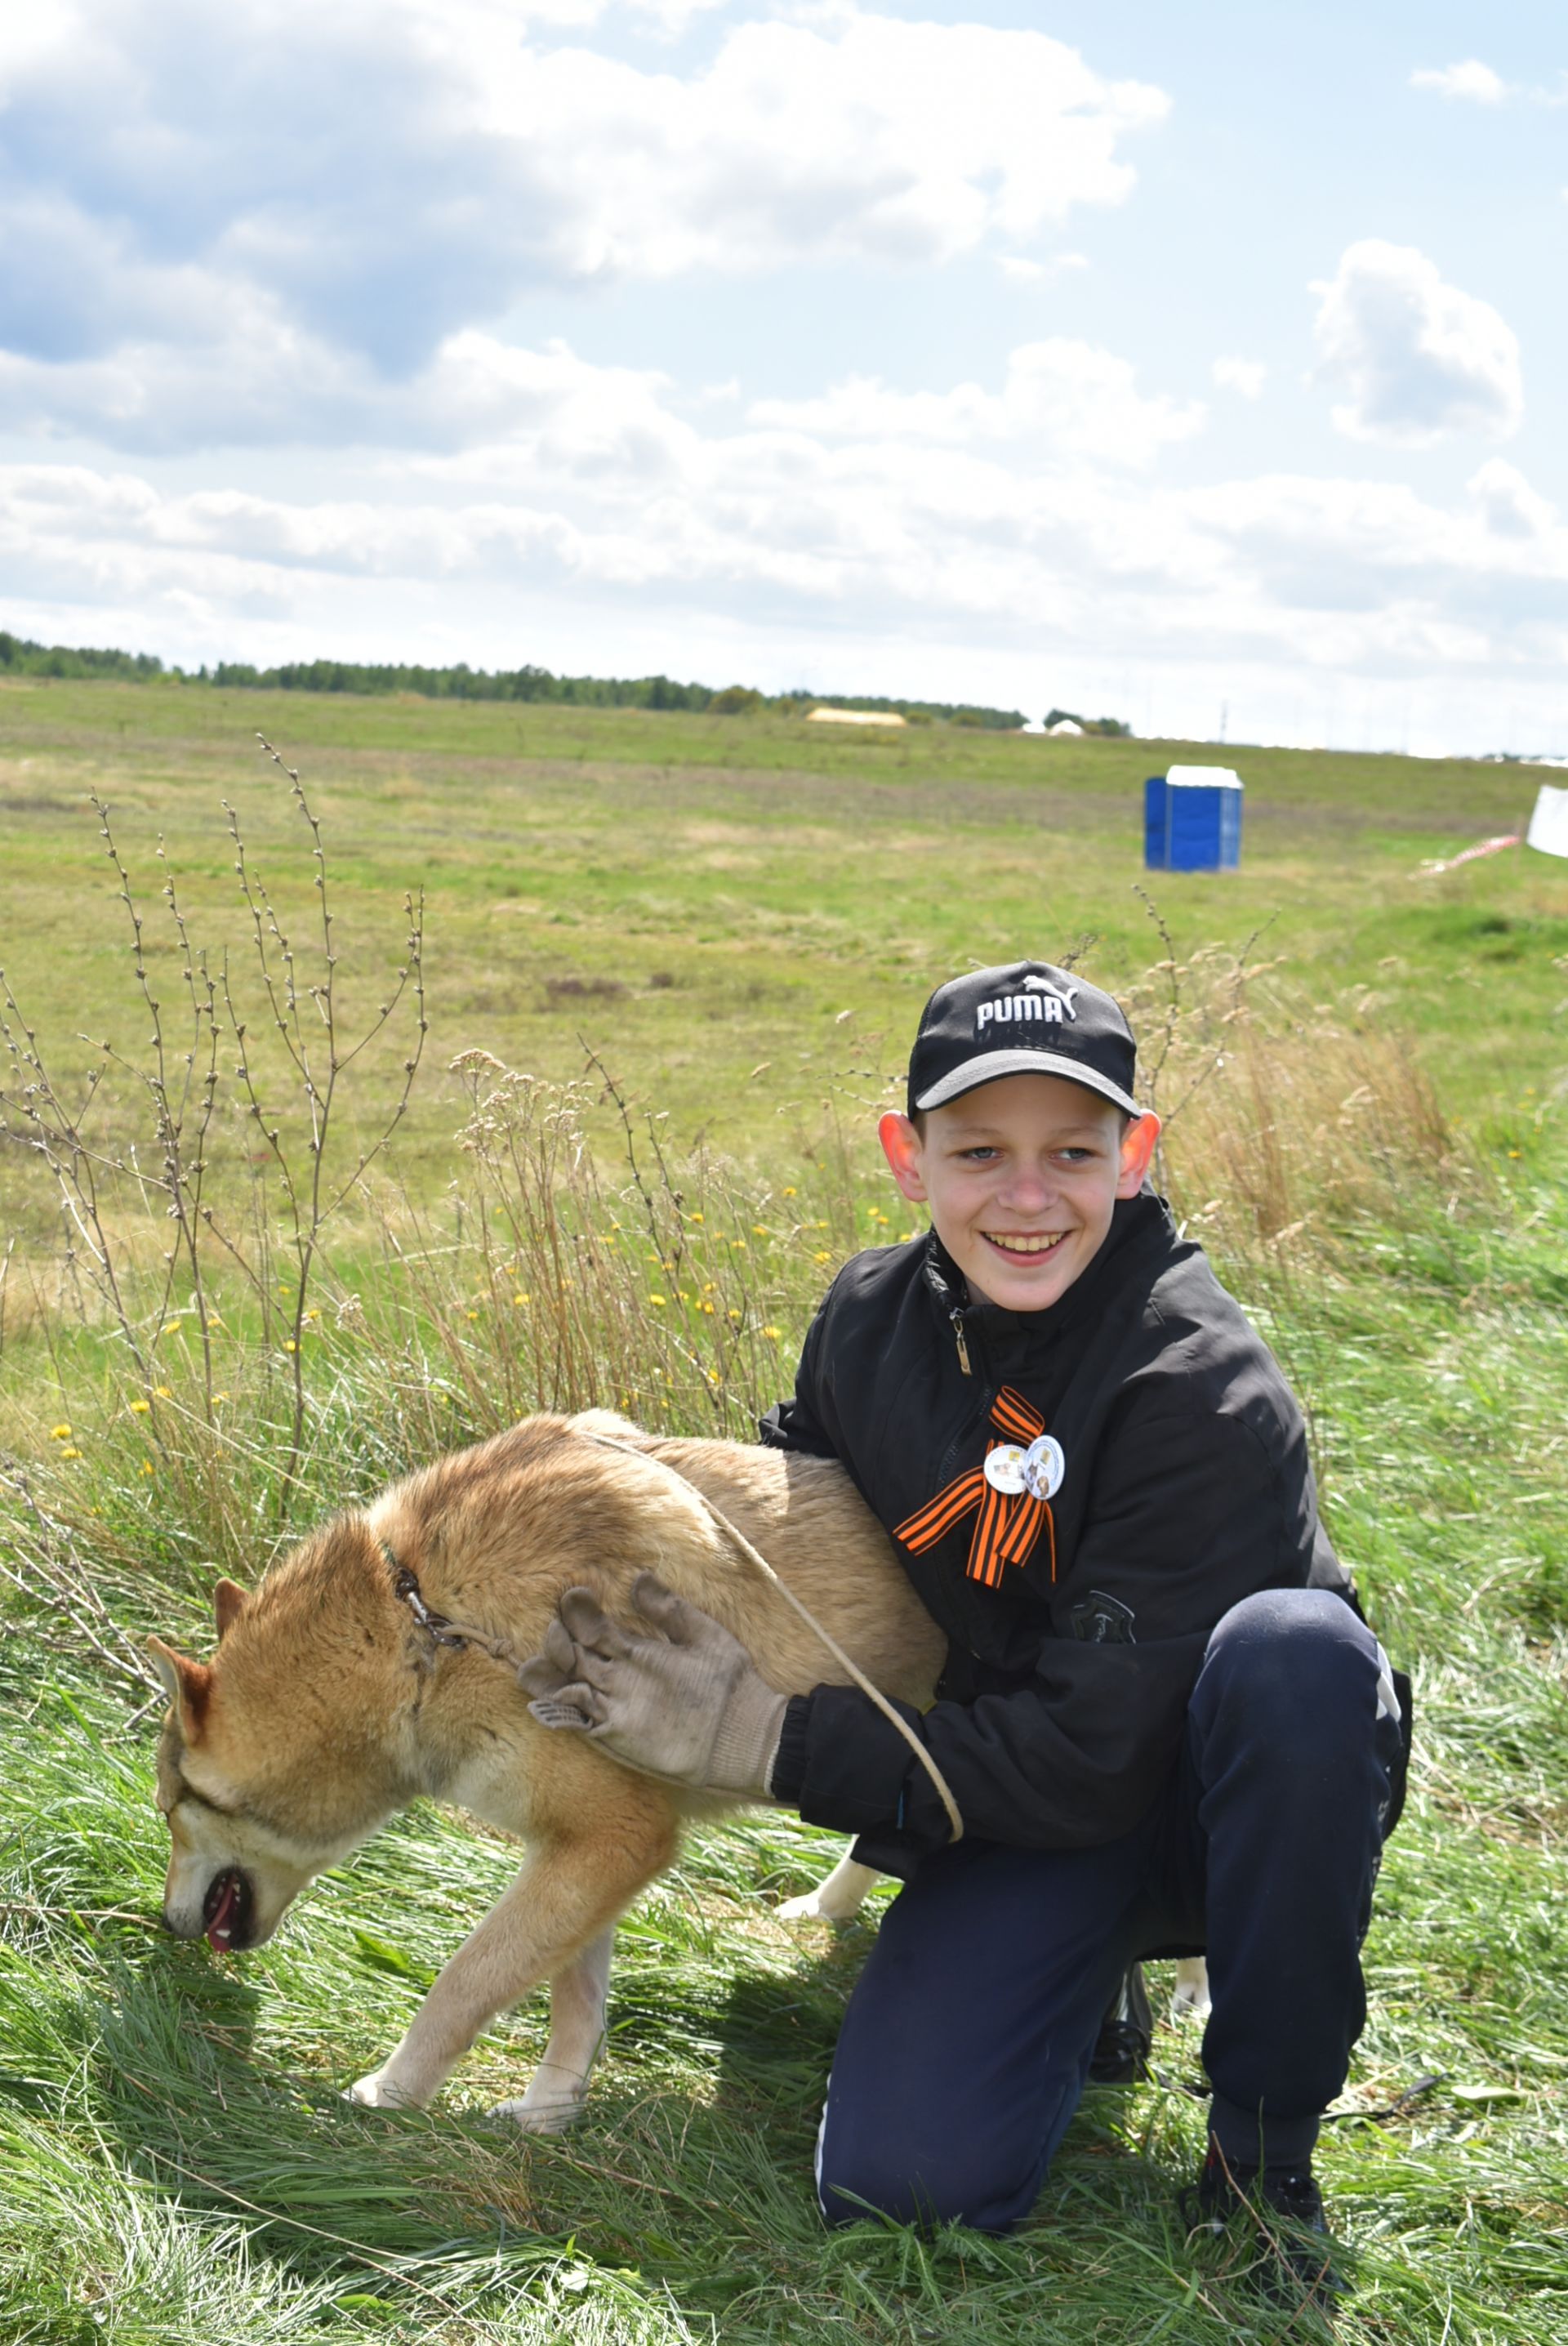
[517,1573,788,1798]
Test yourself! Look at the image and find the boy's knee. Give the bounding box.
[1198,1589,1379,1750]
[817,2115,1045,2236]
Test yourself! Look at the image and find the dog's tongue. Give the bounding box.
[206,1875,240,1951]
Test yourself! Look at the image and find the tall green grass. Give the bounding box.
[3,993,1567,2340]
[2,693,1566,2339]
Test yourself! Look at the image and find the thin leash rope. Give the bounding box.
[581,1429,965,1845]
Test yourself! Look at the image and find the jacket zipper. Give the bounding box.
[950,1309,972,1376]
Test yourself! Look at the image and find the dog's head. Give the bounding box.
[147,1550,392,1954]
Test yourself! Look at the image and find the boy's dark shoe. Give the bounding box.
[1185,2143,1344,2306]
[1087,1962,1152,2084]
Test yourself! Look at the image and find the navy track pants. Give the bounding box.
[816,1588,1401,2232]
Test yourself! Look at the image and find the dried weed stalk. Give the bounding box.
[0,734,425,1491]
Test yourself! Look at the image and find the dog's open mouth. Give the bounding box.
[202,1868,253,1952]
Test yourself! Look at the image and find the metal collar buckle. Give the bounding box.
[384,1545,470,1652]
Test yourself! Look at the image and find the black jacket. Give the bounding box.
[761,1192,1405,1871]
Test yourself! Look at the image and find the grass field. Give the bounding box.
[2,681,1566,2344]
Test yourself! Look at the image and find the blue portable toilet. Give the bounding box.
[1144,765,1243,872]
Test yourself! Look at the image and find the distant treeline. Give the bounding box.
[0,632,1026,729]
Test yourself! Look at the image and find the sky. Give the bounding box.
[1,0,1565,752]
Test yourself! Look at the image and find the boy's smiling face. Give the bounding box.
[880,1073,1160,1313]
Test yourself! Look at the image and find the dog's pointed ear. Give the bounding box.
[145,1638,213,1739]
[213,1578,250,1640]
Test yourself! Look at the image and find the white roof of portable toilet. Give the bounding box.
[1165,764,1243,790]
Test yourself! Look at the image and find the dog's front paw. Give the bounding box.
[345,2067,422,2111]
[777,1888,832,1923]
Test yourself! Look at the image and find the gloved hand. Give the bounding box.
[517,1573,788,1798]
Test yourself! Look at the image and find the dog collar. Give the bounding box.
[380,1538,521,1667]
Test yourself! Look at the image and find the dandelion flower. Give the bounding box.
[687,1211,705,1224]
[50,1424,72,1441]
[513,1293,531,1307]
[752,1224,769,1237]
[160,1322,182,1337]
[283,1340,297,1354]
[728,1309,742,1322]
[649,1294,667,1308]
[130,1398,150,1414]
[813,1250,833,1264]
[154,1385,172,1399]
[140,1460,154,1477]
[466,1310,479,1321]
[762,1326,781,1342]
[782,1187,797,1198]
[60,1445,82,1461]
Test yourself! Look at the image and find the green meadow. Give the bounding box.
[2,679,1566,2344]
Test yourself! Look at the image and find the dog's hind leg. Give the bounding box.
[1171,1956,1211,2020]
[347,1773,677,2119]
[487,1925,614,2135]
[777,1849,880,1925]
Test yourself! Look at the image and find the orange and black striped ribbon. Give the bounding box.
[894,1385,1058,1588]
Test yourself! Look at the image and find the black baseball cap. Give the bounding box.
[906,961,1144,1120]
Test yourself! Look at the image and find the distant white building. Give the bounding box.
[808,706,906,727]
[1045,718,1085,736]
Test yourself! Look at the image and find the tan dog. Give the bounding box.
[147,1409,947,2130]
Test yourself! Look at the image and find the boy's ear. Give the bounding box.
[879,1111,929,1202]
[1116,1112,1161,1198]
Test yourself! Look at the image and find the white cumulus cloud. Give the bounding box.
[1312,240,1522,446]
[749,341,1205,470]
[1212,356,1266,399]
[0,2,1166,406]
[7,339,1566,718]
[1410,60,1508,104]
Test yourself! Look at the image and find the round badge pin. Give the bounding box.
[1022,1434,1065,1501]
[982,1443,1028,1495]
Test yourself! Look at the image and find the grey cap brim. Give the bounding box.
[915,1050,1144,1120]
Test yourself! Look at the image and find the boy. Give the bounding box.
[522,961,1409,2292]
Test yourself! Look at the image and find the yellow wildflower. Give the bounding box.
[140,1460,154,1476]
[154,1385,172,1399]
[782,1186,797,1198]
[728,1309,742,1322]
[283,1340,297,1354]
[50,1423,72,1441]
[813,1250,833,1263]
[60,1445,82,1461]
[160,1322,181,1336]
[513,1293,531,1307]
[130,1398,150,1414]
[752,1224,769,1237]
[762,1326,781,1341]
[649,1294,667,1307]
